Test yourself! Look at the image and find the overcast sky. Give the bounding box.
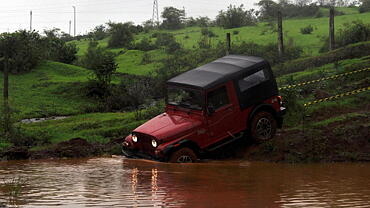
[0,0,260,35]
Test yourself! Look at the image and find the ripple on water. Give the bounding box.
[0,158,370,207]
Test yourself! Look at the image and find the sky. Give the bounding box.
[0,0,260,35]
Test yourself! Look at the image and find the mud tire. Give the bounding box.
[250,111,277,143]
[169,147,197,163]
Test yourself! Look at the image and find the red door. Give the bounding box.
[205,85,238,146]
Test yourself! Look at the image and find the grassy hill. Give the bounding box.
[71,10,370,76]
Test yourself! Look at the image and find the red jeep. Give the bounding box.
[122,55,286,163]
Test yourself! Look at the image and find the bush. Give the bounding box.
[320,21,370,52]
[359,0,370,13]
[155,33,176,47]
[216,4,256,29]
[233,30,240,35]
[300,24,314,35]
[82,41,117,95]
[0,30,43,74]
[275,41,370,76]
[231,41,303,65]
[133,37,157,51]
[107,22,134,48]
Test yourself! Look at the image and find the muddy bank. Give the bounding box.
[1,113,369,163]
[0,138,123,161]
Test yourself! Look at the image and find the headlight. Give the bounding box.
[151,139,157,148]
[132,134,138,143]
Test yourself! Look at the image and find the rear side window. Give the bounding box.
[238,70,267,92]
[207,86,230,110]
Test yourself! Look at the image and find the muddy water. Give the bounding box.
[1,158,370,208]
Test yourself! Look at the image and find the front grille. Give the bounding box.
[134,132,156,156]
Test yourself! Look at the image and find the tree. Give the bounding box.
[107,22,134,48]
[42,28,77,64]
[89,24,108,40]
[216,4,257,29]
[82,41,117,93]
[256,0,279,20]
[161,7,185,30]
[0,30,42,74]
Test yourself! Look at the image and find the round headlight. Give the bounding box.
[132,135,138,143]
[151,139,157,148]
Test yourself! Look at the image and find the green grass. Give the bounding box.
[0,61,95,119]
[71,11,370,76]
[20,112,146,145]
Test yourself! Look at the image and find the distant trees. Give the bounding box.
[256,0,320,20]
[359,0,370,13]
[216,5,257,29]
[107,22,134,48]
[89,25,108,40]
[161,7,185,30]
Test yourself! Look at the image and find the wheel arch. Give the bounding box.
[163,140,200,160]
[248,104,278,129]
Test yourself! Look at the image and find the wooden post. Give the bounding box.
[329,7,335,51]
[3,58,10,135]
[226,33,231,55]
[277,11,284,59]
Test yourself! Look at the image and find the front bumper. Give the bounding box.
[122,146,164,162]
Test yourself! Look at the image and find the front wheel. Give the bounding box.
[250,111,277,143]
[169,147,197,163]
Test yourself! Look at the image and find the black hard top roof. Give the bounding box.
[167,55,269,90]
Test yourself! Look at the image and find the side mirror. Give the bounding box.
[207,106,215,115]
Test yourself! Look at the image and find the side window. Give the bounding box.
[207,86,230,110]
[238,70,267,92]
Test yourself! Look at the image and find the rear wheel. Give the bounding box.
[250,111,277,142]
[169,147,197,163]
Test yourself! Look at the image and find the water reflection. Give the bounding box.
[0,157,369,207]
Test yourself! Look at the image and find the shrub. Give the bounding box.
[82,41,117,95]
[42,28,77,64]
[233,30,240,35]
[320,21,370,52]
[359,0,370,13]
[216,4,256,29]
[275,41,370,76]
[300,24,314,35]
[155,33,176,47]
[133,37,157,51]
[107,22,134,48]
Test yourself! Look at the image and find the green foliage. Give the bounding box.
[107,22,134,48]
[276,41,370,76]
[161,7,185,30]
[154,33,182,53]
[82,41,117,94]
[216,4,257,29]
[257,0,320,20]
[0,30,43,74]
[133,37,157,51]
[359,0,370,13]
[89,24,108,40]
[186,16,212,27]
[300,24,314,34]
[42,28,78,64]
[231,41,303,65]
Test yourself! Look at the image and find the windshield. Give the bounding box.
[167,86,203,110]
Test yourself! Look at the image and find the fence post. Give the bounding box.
[329,7,335,51]
[277,11,284,59]
[226,33,231,55]
[3,58,10,136]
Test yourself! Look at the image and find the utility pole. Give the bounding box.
[30,10,33,31]
[152,0,159,27]
[277,11,284,59]
[329,7,335,51]
[69,20,72,35]
[72,6,76,36]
